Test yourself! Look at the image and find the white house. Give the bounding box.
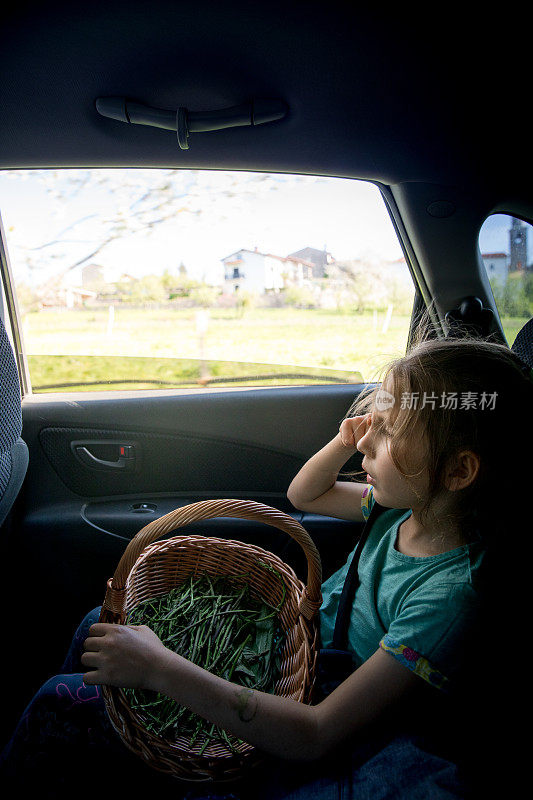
[482,252,508,286]
[222,248,314,294]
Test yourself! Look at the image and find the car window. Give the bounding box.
[0,169,414,393]
[479,213,533,346]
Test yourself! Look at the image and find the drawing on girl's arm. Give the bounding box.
[236,687,257,722]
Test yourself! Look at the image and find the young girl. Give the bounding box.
[2,335,531,797]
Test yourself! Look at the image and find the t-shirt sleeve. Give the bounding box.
[361,484,375,520]
[379,581,480,693]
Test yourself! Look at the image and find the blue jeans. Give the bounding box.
[0,608,466,799]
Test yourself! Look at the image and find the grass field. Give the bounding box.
[21,306,528,392]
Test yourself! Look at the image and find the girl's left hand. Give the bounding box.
[82,623,170,690]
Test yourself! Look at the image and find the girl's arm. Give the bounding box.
[82,623,423,761]
[287,415,370,521]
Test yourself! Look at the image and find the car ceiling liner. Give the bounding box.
[95,97,287,150]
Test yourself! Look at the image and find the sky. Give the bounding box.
[0,169,528,289]
[0,169,405,287]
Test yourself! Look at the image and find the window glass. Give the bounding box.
[0,169,413,393]
[479,213,533,347]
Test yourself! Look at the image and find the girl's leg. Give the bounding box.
[0,672,110,790]
[241,734,465,800]
[59,606,102,673]
[0,670,240,799]
[1,608,242,799]
[342,734,466,799]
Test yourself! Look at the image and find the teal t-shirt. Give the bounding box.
[320,486,485,692]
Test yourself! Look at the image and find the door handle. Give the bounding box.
[71,441,137,472]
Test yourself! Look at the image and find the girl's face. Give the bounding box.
[356,388,430,511]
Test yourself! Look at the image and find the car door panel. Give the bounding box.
[20,384,365,589]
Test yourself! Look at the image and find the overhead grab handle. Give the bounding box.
[95,97,288,150]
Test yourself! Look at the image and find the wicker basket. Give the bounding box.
[99,498,322,783]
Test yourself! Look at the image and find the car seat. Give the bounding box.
[511,315,533,369]
[0,315,28,527]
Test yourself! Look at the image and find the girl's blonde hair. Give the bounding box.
[347,327,533,541]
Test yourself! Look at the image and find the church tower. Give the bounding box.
[509,217,528,271]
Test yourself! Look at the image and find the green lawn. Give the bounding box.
[20,307,528,392]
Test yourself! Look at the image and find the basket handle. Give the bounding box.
[104,499,322,620]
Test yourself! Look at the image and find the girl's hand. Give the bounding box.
[82,623,172,690]
[338,414,370,449]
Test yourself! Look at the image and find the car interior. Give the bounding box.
[1,2,531,796]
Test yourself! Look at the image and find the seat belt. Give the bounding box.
[315,499,387,698]
[332,499,387,649]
